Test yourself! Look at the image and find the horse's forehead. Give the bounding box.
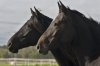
[57,13,64,20]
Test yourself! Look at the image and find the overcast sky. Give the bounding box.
[0,0,100,45]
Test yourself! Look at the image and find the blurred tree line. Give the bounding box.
[0,45,54,59]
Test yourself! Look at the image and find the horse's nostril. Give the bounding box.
[37,45,40,49]
[7,42,12,47]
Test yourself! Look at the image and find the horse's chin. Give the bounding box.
[39,50,49,55]
[9,48,19,53]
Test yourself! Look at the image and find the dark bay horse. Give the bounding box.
[37,1,100,66]
[7,7,52,53]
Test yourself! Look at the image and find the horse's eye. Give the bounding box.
[28,25,31,28]
[28,25,33,28]
[54,23,58,26]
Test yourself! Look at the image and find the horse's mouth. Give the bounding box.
[7,43,18,53]
[8,47,19,53]
[39,50,48,55]
[38,48,49,55]
[9,49,18,53]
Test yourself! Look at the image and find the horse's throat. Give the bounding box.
[51,49,72,66]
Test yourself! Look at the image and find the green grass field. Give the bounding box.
[0,64,58,66]
[0,64,10,66]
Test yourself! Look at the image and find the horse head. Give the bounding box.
[7,7,52,53]
[37,1,76,55]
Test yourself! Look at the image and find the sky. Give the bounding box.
[0,0,100,46]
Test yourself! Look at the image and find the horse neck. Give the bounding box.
[50,49,68,66]
[50,48,80,66]
[73,17,100,63]
[50,42,79,66]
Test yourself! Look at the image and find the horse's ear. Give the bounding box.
[30,8,36,16]
[34,6,41,16]
[58,1,70,13]
[57,2,61,13]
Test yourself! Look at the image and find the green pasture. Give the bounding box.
[0,64,10,66]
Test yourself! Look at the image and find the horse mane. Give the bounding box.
[71,10,99,25]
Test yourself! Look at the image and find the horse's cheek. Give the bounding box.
[61,29,75,43]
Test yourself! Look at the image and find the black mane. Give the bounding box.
[71,9,99,25]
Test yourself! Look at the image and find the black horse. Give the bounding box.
[37,1,100,66]
[7,7,52,53]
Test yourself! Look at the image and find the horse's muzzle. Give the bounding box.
[7,42,18,53]
[37,43,49,55]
